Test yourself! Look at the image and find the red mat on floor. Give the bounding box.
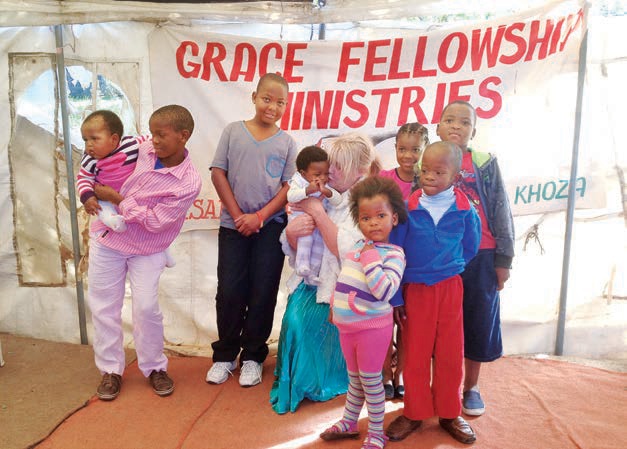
[35,355,627,449]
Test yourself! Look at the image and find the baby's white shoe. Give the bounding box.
[164,249,176,268]
[98,201,127,232]
[295,265,312,277]
[107,215,127,232]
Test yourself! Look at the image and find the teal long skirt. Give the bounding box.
[270,282,348,414]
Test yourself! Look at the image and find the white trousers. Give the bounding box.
[289,210,324,279]
[87,238,168,377]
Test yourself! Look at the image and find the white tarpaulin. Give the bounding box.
[0,0,625,359]
[148,3,604,233]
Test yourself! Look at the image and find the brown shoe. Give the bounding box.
[149,370,174,396]
[439,416,476,444]
[385,415,422,441]
[97,373,122,401]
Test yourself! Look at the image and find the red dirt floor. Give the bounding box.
[32,354,627,449]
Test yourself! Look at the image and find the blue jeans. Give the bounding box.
[212,217,286,363]
[461,249,503,362]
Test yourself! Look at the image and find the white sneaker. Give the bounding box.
[206,360,237,384]
[239,360,263,387]
[295,265,311,277]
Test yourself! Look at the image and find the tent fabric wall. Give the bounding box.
[0,23,156,342]
[0,0,569,27]
[0,1,625,359]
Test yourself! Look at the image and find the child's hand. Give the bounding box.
[319,185,333,198]
[305,181,320,196]
[495,267,510,291]
[83,197,101,215]
[393,306,406,329]
[234,213,260,237]
[327,308,334,324]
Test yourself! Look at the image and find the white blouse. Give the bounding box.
[281,188,364,304]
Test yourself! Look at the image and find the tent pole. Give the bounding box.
[54,25,88,345]
[555,6,588,356]
[317,0,326,40]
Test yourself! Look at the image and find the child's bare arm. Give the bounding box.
[94,184,123,205]
[211,168,244,221]
[259,182,290,221]
[212,167,256,237]
[393,306,406,330]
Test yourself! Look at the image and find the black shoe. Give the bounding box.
[384,382,395,399]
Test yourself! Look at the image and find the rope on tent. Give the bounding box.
[523,223,545,254]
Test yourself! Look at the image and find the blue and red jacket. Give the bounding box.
[389,187,481,306]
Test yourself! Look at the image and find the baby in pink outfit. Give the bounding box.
[77,109,175,267]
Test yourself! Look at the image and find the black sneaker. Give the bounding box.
[149,370,174,396]
[383,381,395,400]
[97,373,122,401]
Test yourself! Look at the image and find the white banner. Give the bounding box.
[149,1,595,230]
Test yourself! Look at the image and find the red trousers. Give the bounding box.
[401,276,464,420]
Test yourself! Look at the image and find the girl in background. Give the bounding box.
[378,122,429,398]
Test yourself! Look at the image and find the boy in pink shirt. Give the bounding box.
[87,104,201,400]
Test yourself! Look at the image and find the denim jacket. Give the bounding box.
[469,148,515,269]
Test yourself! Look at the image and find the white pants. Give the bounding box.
[289,210,324,279]
[87,238,168,377]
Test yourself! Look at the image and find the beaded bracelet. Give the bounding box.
[255,211,264,227]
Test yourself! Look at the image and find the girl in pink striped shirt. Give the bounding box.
[86,105,201,401]
[320,176,407,449]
